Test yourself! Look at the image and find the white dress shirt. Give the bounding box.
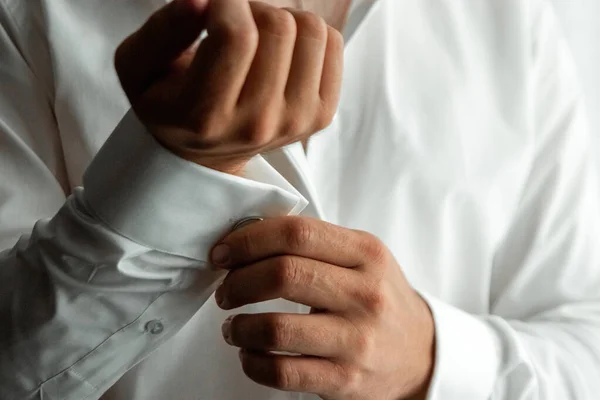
[1,0,599,399]
[550,0,600,139]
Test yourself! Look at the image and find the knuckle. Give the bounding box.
[186,115,226,146]
[319,91,341,122]
[255,7,297,37]
[263,315,292,348]
[327,25,345,51]
[239,27,261,50]
[356,230,388,262]
[361,283,387,315]
[181,114,227,149]
[294,11,328,40]
[273,256,302,294]
[282,114,311,137]
[217,22,259,51]
[283,218,313,251]
[272,358,298,389]
[239,230,257,256]
[313,107,335,132]
[353,329,377,361]
[341,366,363,394]
[243,112,279,146]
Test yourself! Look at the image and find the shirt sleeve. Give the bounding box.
[0,9,307,400]
[424,1,600,399]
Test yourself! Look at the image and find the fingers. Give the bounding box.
[319,26,344,122]
[181,0,259,128]
[223,313,352,358]
[215,256,361,311]
[115,0,209,99]
[212,217,389,270]
[280,9,345,134]
[180,2,341,149]
[237,3,297,106]
[281,9,328,128]
[238,350,348,396]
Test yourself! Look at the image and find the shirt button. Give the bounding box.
[144,320,164,335]
[232,217,264,231]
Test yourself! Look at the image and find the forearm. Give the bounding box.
[0,190,218,399]
[0,109,308,400]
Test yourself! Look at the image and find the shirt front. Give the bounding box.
[1,0,600,400]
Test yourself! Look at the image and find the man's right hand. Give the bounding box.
[114,0,344,175]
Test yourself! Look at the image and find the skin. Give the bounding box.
[115,0,345,175]
[263,0,353,31]
[260,0,351,150]
[115,0,435,398]
[212,217,435,399]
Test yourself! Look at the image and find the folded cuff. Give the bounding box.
[422,295,501,400]
[84,110,308,262]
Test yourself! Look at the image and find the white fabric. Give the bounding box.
[551,0,600,136]
[1,0,600,399]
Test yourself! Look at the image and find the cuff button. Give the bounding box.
[144,320,164,335]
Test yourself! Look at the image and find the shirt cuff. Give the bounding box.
[422,295,501,400]
[83,109,308,262]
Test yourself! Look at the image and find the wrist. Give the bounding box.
[406,294,436,400]
[191,157,249,176]
[154,137,250,176]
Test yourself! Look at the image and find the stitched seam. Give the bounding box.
[70,369,97,391]
[32,291,166,399]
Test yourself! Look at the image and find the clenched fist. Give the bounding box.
[115,0,344,174]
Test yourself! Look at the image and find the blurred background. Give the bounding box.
[551,0,600,148]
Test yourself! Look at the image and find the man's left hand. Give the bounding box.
[211,216,435,399]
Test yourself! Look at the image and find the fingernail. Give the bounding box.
[211,244,230,266]
[215,286,230,309]
[222,315,235,345]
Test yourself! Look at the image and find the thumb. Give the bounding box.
[115,0,209,99]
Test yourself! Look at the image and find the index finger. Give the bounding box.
[211,216,387,269]
[181,0,259,114]
[115,0,209,99]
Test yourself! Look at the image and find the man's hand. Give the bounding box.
[211,217,436,399]
[114,0,343,175]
